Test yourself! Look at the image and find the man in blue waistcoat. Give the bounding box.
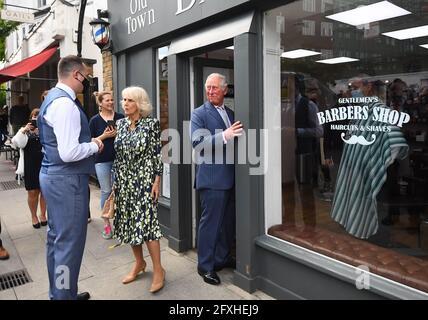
[38,55,103,300]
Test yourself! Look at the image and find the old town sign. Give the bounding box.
[108,0,250,53]
[1,9,35,23]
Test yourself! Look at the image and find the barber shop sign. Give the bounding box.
[125,0,208,34]
[317,97,410,146]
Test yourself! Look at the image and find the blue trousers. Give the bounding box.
[40,173,89,300]
[197,189,235,272]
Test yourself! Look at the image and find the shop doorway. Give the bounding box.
[189,47,235,248]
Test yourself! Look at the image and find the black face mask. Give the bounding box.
[77,72,91,93]
[81,77,90,93]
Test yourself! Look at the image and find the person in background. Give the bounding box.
[12,108,47,229]
[348,77,366,98]
[331,79,408,238]
[307,85,334,199]
[294,75,323,227]
[112,86,165,293]
[388,78,408,112]
[10,96,30,135]
[381,79,408,226]
[41,90,49,102]
[89,91,124,239]
[0,105,8,138]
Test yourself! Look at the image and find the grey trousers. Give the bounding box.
[40,173,89,300]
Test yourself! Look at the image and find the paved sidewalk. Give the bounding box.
[0,153,273,300]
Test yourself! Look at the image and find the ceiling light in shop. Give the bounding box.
[316,57,359,64]
[326,1,410,26]
[281,49,321,59]
[420,44,428,49]
[382,25,428,40]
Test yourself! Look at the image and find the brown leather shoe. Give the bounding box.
[149,269,165,293]
[0,246,10,260]
[122,261,147,284]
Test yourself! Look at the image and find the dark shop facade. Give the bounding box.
[107,0,428,299]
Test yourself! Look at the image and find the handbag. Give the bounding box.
[11,129,28,184]
[101,192,115,219]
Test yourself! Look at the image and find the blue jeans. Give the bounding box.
[95,161,113,210]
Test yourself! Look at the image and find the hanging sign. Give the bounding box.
[1,9,35,23]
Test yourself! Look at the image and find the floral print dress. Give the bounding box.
[112,116,163,245]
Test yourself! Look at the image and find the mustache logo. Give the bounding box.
[341,133,376,146]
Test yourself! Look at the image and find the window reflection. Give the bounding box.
[157,46,170,199]
[265,0,428,293]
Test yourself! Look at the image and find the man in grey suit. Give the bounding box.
[190,73,243,285]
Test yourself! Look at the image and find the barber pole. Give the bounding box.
[93,24,109,45]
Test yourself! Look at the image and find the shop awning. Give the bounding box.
[168,11,255,55]
[0,46,58,84]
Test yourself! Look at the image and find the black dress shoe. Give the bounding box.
[197,269,221,285]
[76,292,90,300]
[32,223,40,229]
[214,257,236,272]
[40,221,47,227]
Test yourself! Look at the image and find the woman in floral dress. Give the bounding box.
[112,86,165,293]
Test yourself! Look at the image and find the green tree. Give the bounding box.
[0,0,19,61]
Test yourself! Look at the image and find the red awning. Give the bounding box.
[0,46,58,84]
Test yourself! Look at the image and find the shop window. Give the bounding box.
[302,20,315,36]
[264,0,428,293]
[303,0,316,12]
[320,49,333,59]
[157,46,170,199]
[14,32,19,50]
[321,0,333,13]
[320,22,333,37]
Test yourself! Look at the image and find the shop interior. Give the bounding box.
[265,0,428,293]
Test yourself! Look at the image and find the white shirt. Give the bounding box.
[43,83,98,162]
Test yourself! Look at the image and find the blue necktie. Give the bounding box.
[218,106,231,128]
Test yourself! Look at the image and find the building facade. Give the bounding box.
[2,0,108,119]
[108,0,428,299]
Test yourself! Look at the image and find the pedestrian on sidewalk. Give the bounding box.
[0,220,10,260]
[11,108,47,229]
[89,91,124,239]
[112,86,165,293]
[37,55,104,300]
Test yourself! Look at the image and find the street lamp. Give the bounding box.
[89,9,111,52]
